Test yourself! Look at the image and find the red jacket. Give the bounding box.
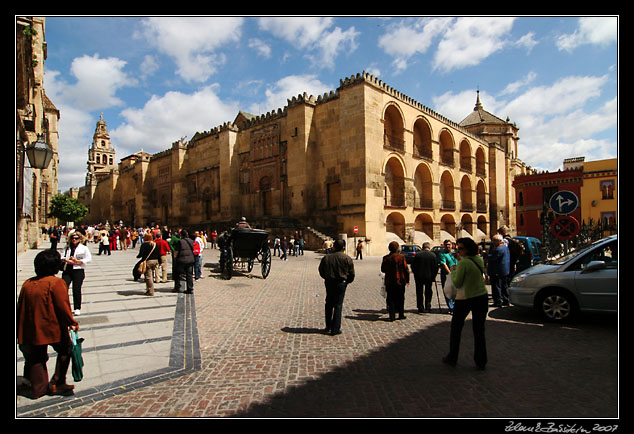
[16,276,78,345]
[381,253,410,286]
[155,238,171,256]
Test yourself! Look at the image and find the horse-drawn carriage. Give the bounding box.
[218,228,271,280]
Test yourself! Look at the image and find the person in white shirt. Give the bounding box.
[194,231,205,280]
[61,232,92,315]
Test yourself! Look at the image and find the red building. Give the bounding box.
[513,163,583,239]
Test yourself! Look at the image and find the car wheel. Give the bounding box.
[537,289,577,322]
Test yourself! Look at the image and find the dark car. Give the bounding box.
[400,244,421,264]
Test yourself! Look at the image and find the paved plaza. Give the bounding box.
[16,240,618,419]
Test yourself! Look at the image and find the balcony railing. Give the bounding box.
[385,194,405,208]
[384,133,405,152]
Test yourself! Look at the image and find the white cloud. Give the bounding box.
[557,17,617,52]
[432,74,616,171]
[248,74,333,114]
[257,17,359,69]
[135,17,244,82]
[111,85,240,154]
[378,17,453,73]
[433,17,516,73]
[46,54,136,111]
[248,38,272,58]
[499,71,537,96]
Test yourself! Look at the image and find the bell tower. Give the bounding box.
[86,113,116,184]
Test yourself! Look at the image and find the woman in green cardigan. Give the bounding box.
[443,237,489,370]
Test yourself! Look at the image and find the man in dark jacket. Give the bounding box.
[173,229,195,294]
[487,234,510,307]
[318,239,355,336]
[411,242,438,312]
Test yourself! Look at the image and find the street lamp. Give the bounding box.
[24,134,53,169]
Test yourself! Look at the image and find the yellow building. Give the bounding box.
[80,72,527,255]
[580,158,617,235]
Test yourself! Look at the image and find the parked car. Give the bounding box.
[400,244,421,264]
[509,235,617,322]
[513,236,543,272]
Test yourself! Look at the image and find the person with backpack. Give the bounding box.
[498,226,523,279]
[173,230,195,294]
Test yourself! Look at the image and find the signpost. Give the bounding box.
[548,190,580,249]
[549,190,579,215]
[551,215,580,240]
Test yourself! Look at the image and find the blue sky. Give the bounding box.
[41,16,618,193]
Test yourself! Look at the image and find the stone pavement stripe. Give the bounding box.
[16,242,202,418]
[16,291,201,417]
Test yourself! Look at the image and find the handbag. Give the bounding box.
[70,329,84,382]
[137,243,156,274]
[443,275,457,300]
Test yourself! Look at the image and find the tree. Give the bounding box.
[48,194,88,224]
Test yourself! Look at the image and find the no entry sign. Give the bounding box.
[551,215,580,240]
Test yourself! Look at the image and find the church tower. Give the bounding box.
[86,113,116,185]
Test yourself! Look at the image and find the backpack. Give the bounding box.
[507,237,524,258]
[193,240,201,255]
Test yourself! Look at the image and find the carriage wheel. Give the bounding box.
[261,244,271,279]
[222,248,233,280]
[247,259,254,273]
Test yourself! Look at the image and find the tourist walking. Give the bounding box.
[194,231,205,280]
[173,230,195,294]
[411,242,438,312]
[155,233,171,283]
[318,239,355,336]
[61,232,92,316]
[438,239,458,311]
[443,238,488,370]
[381,241,410,321]
[137,233,161,295]
[487,234,510,307]
[17,249,79,399]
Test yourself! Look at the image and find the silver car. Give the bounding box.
[509,235,617,321]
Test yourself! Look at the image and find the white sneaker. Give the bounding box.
[73,309,80,316]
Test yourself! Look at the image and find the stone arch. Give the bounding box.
[440,214,456,240]
[414,213,434,240]
[384,155,406,207]
[413,162,433,209]
[475,146,486,176]
[439,128,455,167]
[440,170,455,210]
[383,103,405,151]
[460,175,473,212]
[386,211,406,241]
[459,138,472,172]
[413,116,433,158]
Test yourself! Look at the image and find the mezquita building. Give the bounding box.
[77,72,528,255]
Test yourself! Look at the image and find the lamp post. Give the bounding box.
[24,134,53,169]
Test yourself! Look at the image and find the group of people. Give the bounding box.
[318,226,522,371]
[20,219,520,400]
[272,232,305,260]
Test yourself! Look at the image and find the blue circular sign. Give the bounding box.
[549,190,579,215]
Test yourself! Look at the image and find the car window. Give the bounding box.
[568,241,618,271]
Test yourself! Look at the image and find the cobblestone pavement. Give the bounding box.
[16,242,618,419]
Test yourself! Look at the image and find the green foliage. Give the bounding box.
[48,194,88,224]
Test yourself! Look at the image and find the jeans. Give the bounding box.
[446,294,488,368]
[194,254,202,279]
[174,261,194,293]
[62,269,85,311]
[324,279,347,333]
[490,274,509,306]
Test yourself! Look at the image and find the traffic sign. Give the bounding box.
[549,190,579,215]
[551,215,580,240]
[354,226,358,234]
